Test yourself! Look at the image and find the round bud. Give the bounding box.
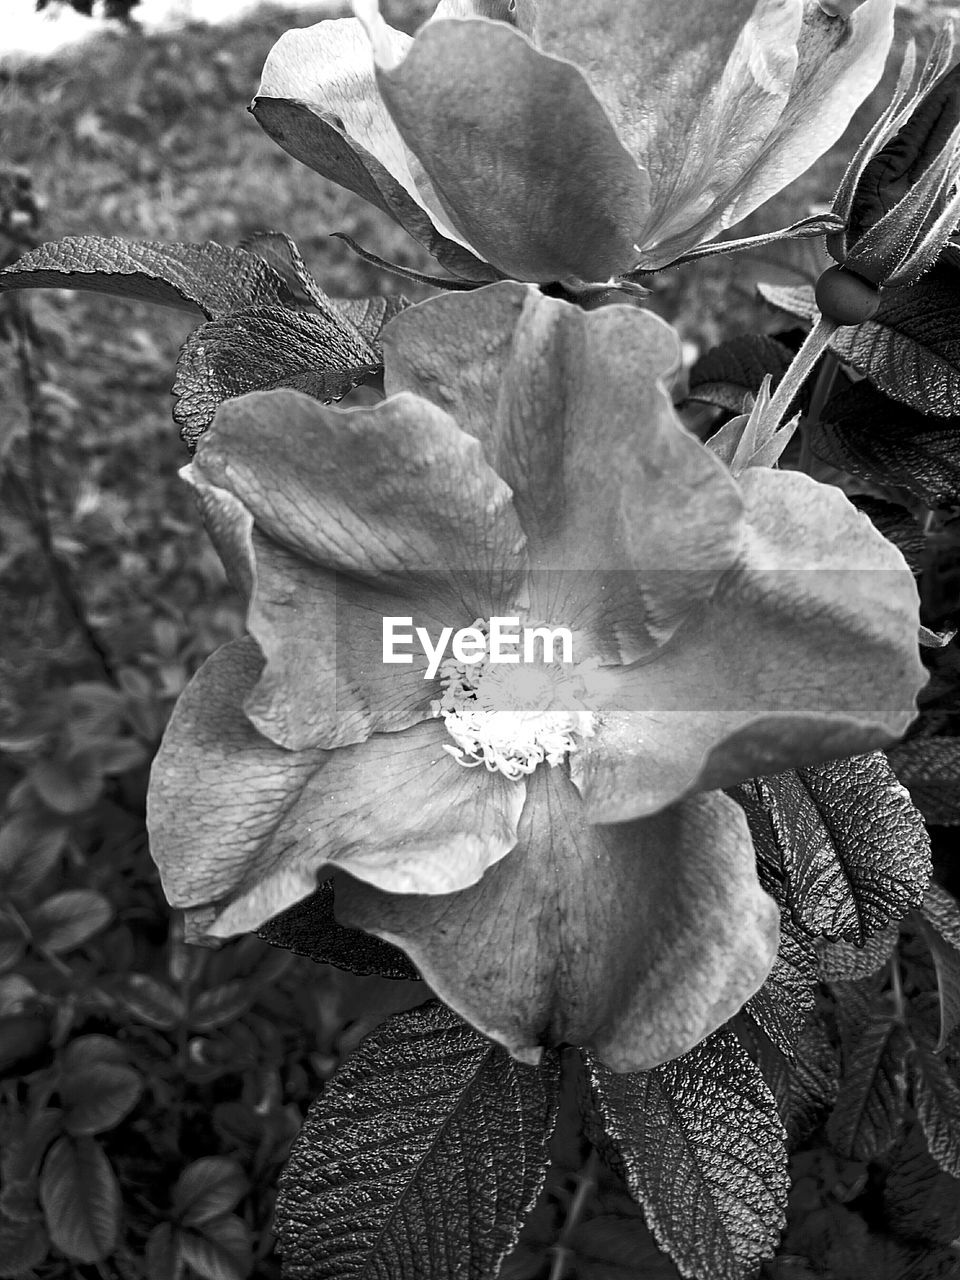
[814,265,882,325]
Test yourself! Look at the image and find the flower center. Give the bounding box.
[431,619,596,781]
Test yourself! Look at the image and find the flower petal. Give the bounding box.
[656,0,896,266]
[517,0,803,265]
[336,772,779,1072]
[386,283,744,657]
[146,638,525,938]
[191,387,527,748]
[253,18,497,281]
[367,18,651,283]
[571,468,925,822]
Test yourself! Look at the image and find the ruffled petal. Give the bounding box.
[146,638,526,938]
[190,387,527,749]
[386,283,744,658]
[253,18,497,281]
[517,0,803,264]
[570,469,925,822]
[335,771,779,1072]
[642,0,896,265]
[366,17,651,283]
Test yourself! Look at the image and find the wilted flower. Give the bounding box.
[816,22,960,324]
[147,283,924,1072]
[252,0,895,287]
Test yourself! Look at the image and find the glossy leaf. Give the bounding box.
[61,1062,143,1136]
[584,1029,789,1280]
[882,1124,960,1246]
[179,1215,252,1280]
[146,1221,184,1280]
[784,1016,842,1146]
[276,1000,558,1280]
[39,1135,121,1263]
[115,973,186,1031]
[815,379,960,509]
[257,879,419,980]
[737,755,931,945]
[188,982,252,1033]
[0,235,297,319]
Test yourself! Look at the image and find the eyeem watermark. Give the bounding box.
[382,616,574,680]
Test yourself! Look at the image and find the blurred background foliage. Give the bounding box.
[0,2,957,1277]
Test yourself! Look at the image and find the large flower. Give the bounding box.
[147,282,924,1072]
[252,0,895,286]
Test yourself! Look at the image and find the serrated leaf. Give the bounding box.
[0,236,297,319]
[146,1221,184,1280]
[60,1063,142,1136]
[915,884,960,1051]
[172,305,379,448]
[172,1158,247,1227]
[188,982,251,1033]
[814,379,960,509]
[853,497,927,575]
[179,1215,252,1280]
[740,755,931,945]
[277,1000,557,1280]
[907,1042,960,1176]
[688,335,795,412]
[26,889,112,954]
[889,737,960,825]
[785,1016,842,1146]
[760,269,960,417]
[826,1009,908,1161]
[115,973,186,1030]
[257,880,419,981]
[743,937,817,1058]
[584,1029,788,1280]
[39,1135,121,1263]
[883,1124,960,1246]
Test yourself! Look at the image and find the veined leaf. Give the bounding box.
[760,267,960,417]
[738,756,931,945]
[826,1001,908,1161]
[26,889,112,954]
[0,236,298,319]
[914,883,960,1051]
[784,1016,842,1146]
[39,1135,121,1263]
[584,1029,789,1280]
[172,1158,247,1227]
[814,379,960,509]
[172,305,379,449]
[179,1215,252,1280]
[889,737,960,826]
[257,879,419,981]
[688,335,795,413]
[276,1000,558,1280]
[816,924,900,982]
[60,1062,142,1136]
[907,1041,960,1177]
[882,1124,960,1246]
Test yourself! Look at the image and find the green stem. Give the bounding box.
[764,313,840,433]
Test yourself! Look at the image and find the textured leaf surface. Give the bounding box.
[826,1003,908,1161]
[0,236,297,318]
[738,755,931,944]
[688,335,795,412]
[172,305,379,448]
[915,884,960,1051]
[761,268,960,416]
[815,379,960,509]
[908,1043,960,1177]
[584,1029,789,1280]
[257,880,419,981]
[883,1125,960,1246]
[276,1000,557,1280]
[785,1017,842,1146]
[888,737,960,825]
[816,924,899,981]
[180,1215,252,1280]
[172,1158,247,1227]
[39,1135,121,1263]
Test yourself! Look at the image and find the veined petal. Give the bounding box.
[698,0,896,251]
[191,387,527,749]
[253,18,497,281]
[146,638,525,939]
[336,774,779,1072]
[384,283,744,658]
[367,17,651,283]
[570,469,925,822]
[518,0,803,264]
